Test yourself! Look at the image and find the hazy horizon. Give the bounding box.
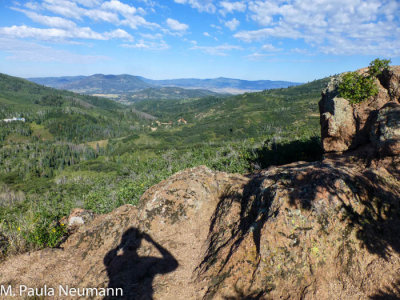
[26,73,304,82]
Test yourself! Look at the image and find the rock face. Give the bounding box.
[319,66,400,153]
[0,160,400,299]
[1,68,400,299]
[371,102,400,156]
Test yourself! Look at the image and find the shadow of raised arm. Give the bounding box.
[142,232,179,273]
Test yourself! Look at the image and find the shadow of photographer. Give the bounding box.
[104,227,178,299]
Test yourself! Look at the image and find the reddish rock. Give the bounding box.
[319,66,400,153]
[371,102,400,156]
[0,161,399,299]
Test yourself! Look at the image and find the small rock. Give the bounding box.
[67,208,94,228]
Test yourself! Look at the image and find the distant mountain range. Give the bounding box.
[28,74,302,102]
[29,74,152,94]
[138,77,302,94]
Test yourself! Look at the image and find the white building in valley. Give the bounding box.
[2,117,25,123]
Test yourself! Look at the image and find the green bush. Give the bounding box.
[368,58,391,78]
[23,220,67,248]
[338,58,391,104]
[339,72,378,104]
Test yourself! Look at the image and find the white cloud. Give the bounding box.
[104,29,133,41]
[203,32,211,37]
[191,43,242,55]
[166,18,189,31]
[224,18,240,31]
[25,0,158,30]
[120,15,159,29]
[246,44,282,61]
[101,0,137,16]
[42,0,86,20]
[84,9,120,23]
[72,0,101,7]
[246,52,267,61]
[121,40,169,50]
[219,1,246,16]
[174,0,216,13]
[261,44,282,52]
[210,24,222,30]
[25,2,41,10]
[241,0,400,56]
[0,25,133,41]
[12,8,77,29]
[234,26,301,42]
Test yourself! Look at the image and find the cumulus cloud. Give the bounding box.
[0,25,133,41]
[234,26,301,42]
[121,39,169,50]
[120,15,159,29]
[22,0,158,30]
[104,28,134,41]
[72,0,101,8]
[12,8,77,29]
[224,18,240,31]
[41,0,87,20]
[174,0,216,13]
[84,9,120,23]
[219,1,246,16]
[101,0,137,15]
[191,43,242,55]
[166,18,189,31]
[237,0,400,56]
[261,44,282,52]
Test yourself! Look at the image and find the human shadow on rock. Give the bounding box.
[104,227,178,299]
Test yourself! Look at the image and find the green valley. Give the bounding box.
[0,72,327,258]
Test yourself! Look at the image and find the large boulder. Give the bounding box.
[319,66,400,153]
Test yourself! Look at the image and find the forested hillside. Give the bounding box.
[0,73,146,142]
[131,77,329,146]
[0,73,328,259]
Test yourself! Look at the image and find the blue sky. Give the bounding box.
[0,0,399,82]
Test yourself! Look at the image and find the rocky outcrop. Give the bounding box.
[1,68,400,299]
[319,66,400,153]
[0,159,399,299]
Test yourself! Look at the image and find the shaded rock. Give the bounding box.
[319,95,356,152]
[379,66,400,102]
[371,102,400,156]
[197,157,400,299]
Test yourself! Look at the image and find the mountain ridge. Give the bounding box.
[28,74,302,97]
